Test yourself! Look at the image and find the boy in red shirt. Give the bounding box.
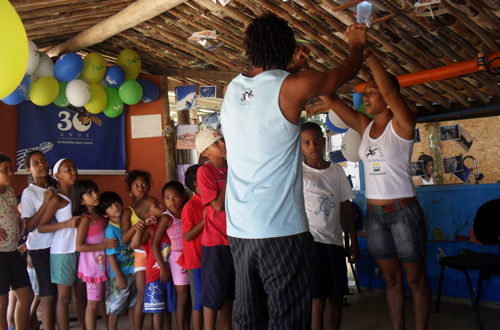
[194,129,235,330]
[131,197,176,330]
[177,165,204,330]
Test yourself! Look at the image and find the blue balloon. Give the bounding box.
[54,52,84,82]
[2,74,30,105]
[104,65,125,88]
[137,78,159,103]
[325,114,348,133]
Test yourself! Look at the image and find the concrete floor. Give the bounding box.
[73,288,499,330]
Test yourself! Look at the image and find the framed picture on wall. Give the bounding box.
[410,161,425,177]
[443,155,465,174]
[439,124,461,141]
[414,128,421,143]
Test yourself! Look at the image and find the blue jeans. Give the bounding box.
[365,201,427,263]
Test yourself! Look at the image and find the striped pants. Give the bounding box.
[229,232,313,330]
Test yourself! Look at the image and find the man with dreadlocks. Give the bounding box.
[220,13,367,329]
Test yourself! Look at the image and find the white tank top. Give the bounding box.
[358,120,416,199]
[421,175,434,185]
[50,194,77,254]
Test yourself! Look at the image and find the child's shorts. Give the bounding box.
[29,248,56,297]
[310,242,349,299]
[134,250,147,273]
[170,251,189,286]
[27,267,39,296]
[143,279,176,313]
[0,250,32,295]
[188,268,202,311]
[106,274,137,315]
[50,252,81,286]
[87,282,105,301]
[200,245,235,310]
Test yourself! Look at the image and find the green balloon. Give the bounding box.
[118,80,142,105]
[357,103,374,119]
[103,87,124,118]
[53,82,69,107]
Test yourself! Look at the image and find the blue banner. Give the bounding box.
[17,101,125,173]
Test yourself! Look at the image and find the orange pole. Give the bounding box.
[355,52,500,93]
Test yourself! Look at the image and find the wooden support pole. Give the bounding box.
[161,75,175,182]
[47,0,189,57]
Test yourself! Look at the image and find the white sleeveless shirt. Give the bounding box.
[358,120,415,199]
[50,194,77,254]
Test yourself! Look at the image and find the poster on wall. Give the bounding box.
[439,124,461,141]
[200,86,216,98]
[175,85,197,110]
[176,124,197,150]
[17,102,126,173]
[202,112,219,125]
[178,164,192,187]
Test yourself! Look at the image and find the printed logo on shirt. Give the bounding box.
[373,163,380,172]
[315,194,335,216]
[364,143,385,164]
[241,90,254,101]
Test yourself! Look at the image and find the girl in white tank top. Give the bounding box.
[38,158,86,330]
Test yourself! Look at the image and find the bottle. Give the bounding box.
[357,1,372,28]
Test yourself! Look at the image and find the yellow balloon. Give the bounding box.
[117,49,141,80]
[82,53,106,83]
[85,83,107,114]
[0,1,28,99]
[29,77,59,106]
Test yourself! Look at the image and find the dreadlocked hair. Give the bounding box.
[245,13,297,71]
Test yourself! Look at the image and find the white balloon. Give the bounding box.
[26,40,40,75]
[341,129,362,162]
[33,53,54,78]
[66,79,90,107]
[328,109,349,129]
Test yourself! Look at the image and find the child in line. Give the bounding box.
[73,179,117,330]
[120,170,152,330]
[26,253,41,330]
[300,122,359,330]
[0,154,33,330]
[195,128,235,330]
[153,181,190,330]
[132,196,176,330]
[99,192,137,330]
[20,150,57,330]
[178,165,205,330]
[38,158,86,330]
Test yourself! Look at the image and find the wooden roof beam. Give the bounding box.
[47,0,189,57]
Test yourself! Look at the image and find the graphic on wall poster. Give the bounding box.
[202,112,218,125]
[176,124,198,150]
[200,86,216,98]
[175,85,197,110]
[178,164,193,187]
[17,101,126,173]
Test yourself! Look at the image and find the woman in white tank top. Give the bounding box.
[320,49,430,330]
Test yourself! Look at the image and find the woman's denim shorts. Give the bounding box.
[365,200,427,263]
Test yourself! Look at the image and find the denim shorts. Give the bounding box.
[365,200,427,263]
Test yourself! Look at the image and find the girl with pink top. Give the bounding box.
[73,179,118,330]
[152,181,190,330]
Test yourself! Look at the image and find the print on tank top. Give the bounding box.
[363,143,386,176]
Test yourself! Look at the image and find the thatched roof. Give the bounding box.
[13,0,500,119]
